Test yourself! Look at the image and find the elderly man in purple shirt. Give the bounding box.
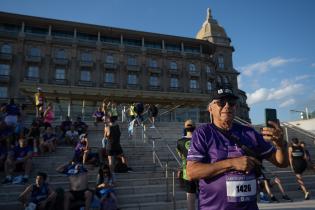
[186,87,288,210]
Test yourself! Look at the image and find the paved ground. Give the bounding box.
[259,200,315,210]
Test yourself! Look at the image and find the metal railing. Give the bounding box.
[138,104,184,210]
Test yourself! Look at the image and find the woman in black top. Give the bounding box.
[105,117,127,175]
[288,138,310,200]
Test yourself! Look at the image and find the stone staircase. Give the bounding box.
[1,120,315,210]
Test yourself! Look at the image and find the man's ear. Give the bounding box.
[208,104,212,113]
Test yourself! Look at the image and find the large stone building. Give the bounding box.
[0,8,250,122]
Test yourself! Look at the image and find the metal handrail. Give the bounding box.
[281,122,315,140]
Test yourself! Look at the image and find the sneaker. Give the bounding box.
[305,192,310,200]
[270,196,279,203]
[260,194,270,203]
[150,125,155,128]
[1,177,12,184]
[282,195,293,202]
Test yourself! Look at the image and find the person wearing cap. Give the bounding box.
[176,119,197,210]
[186,87,288,210]
[34,87,45,118]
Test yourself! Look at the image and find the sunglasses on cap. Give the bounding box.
[213,98,237,107]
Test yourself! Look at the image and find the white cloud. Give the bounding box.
[240,57,300,76]
[279,99,296,108]
[246,83,303,105]
[295,74,311,81]
[311,63,315,67]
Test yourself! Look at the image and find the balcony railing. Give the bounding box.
[78,80,94,87]
[103,82,119,88]
[79,60,94,67]
[0,53,13,61]
[0,74,10,82]
[168,68,180,75]
[148,67,161,74]
[188,70,200,77]
[54,79,68,85]
[25,55,42,63]
[53,58,69,65]
[126,65,141,72]
[104,63,117,69]
[24,76,40,82]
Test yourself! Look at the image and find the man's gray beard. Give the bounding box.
[221,120,233,130]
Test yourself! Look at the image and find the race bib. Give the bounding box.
[226,174,256,202]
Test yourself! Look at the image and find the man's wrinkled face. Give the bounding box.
[209,97,237,125]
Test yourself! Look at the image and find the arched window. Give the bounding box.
[106,55,114,64]
[207,81,212,91]
[217,76,222,85]
[189,63,196,72]
[149,59,158,68]
[206,65,212,73]
[170,61,177,70]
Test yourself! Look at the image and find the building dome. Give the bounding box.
[196,8,231,46]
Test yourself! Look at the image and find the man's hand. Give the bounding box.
[261,121,285,148]
[229,156,261,174]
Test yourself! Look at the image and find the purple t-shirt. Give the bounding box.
[187,123,275,210]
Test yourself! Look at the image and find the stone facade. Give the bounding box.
[0,9,250,122]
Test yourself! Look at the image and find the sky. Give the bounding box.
[1,0,315,124]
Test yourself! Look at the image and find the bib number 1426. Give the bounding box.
[236,184,251,193]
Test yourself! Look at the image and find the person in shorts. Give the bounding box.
[177,119,197,210]
[288,137,310,200]
[18,172,56,210]
[148,104,158,128]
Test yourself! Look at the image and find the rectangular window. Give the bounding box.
[100,36,120,45]
[25,26,47,36]
[52,29,73,39]
[27,66,39,78]
[0,64,10,75]
[149,75,159,86]
[55,68,65,80]
[127,57,137,66]
[170,78,178,88]
[80,70,91,81]
[128,74,138,85]
[105,72,114,83]
[77,32,97,42]
[0,86,7,98]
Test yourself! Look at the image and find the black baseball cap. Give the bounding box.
[213,87,239,100]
